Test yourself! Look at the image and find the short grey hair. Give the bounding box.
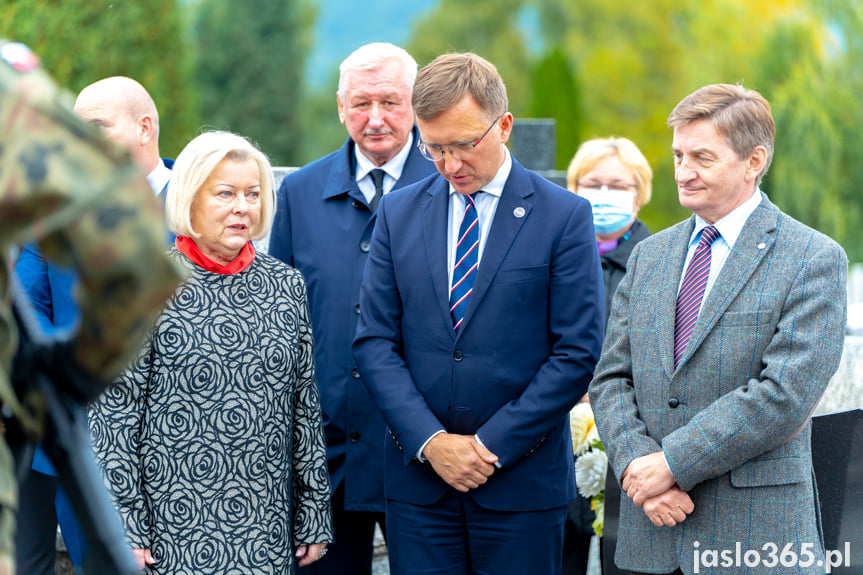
[337,42,418,101]
[166,131,276,241]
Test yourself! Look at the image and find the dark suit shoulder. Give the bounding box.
[508,159,588,209]
[279,141,351,192]
[382,172,444,205]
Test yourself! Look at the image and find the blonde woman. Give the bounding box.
[90,131,333,573]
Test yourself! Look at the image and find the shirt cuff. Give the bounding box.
[417,430,446,462]
[475,434,502,469]
[661,451,676,481]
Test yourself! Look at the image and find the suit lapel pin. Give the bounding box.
[757,242,766,249]
[513,206,525,218]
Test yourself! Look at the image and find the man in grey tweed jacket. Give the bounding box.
[589,84,847,575]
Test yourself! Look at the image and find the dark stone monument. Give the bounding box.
[510,119,556,171]
[811,409,862,574]
[508,119,567,188]
[601,469,627,575]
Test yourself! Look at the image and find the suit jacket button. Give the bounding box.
[354,303,361,314]
[453,350,463,361]
[352,367,361,379]
[360,241,370,252]
[350,431,361,443]
[352,199,363,209]
[668,397,680,408]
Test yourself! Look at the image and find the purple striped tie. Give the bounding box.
[674,225,720,368]
[450,193,479,331]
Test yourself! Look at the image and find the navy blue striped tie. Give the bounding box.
[450,193,479,331]
[674,225,720,368]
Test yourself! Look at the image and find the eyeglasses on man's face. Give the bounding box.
[417,114,503,162]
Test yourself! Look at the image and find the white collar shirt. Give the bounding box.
[447,147,512,288]
[679,188,764,309]
[147,158,172,196]
[353,131,414,205]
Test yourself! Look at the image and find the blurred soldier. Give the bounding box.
[0,40,182,574]
[15,75,175,575]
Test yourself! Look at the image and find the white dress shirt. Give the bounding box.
[446,148,512,288]
[354,131,413,204]
[147,158,172,196]
[418,148,513,463]
[678,189,763,313]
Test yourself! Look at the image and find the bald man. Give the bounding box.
[14,77,173,575]
[74,76,172,196]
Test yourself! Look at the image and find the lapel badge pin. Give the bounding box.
[513,206,526,218]
[757,242,766,249]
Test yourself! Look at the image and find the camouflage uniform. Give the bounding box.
[0,40,182,572]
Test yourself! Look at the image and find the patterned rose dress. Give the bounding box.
[90,249,333,574]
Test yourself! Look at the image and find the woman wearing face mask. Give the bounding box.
[567,137,653,325]
[562,136,652,575]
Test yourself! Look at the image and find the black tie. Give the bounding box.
[369,169,385,212]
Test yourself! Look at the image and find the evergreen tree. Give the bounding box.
[761,5,863,261]
[406,0,532,117]
[529,0,808,234]
[529,47,584,170]
[0,0,199,158]
[193,0,314,166]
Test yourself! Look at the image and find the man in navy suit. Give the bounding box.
[268,43,436,573]
[353,52,605,575]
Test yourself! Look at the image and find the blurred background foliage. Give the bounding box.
[2,0,862,260]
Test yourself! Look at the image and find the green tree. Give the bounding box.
[406,0,533,117]
[0,0,199,158]
[193,0,314,166]
[529,47,584,170]
[529,0,806,234]
[297,74,347,166]
[761,3,863,261]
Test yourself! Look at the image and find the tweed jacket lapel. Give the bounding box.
[675,194,778,370]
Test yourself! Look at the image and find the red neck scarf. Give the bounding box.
[175,236,256,275]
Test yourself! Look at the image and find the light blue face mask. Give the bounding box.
[591,204,635,235]
[579,186,637,235]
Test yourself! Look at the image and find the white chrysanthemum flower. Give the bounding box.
[575,448,608,499]
[569,403,598,456]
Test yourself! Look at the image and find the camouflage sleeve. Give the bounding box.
[0,57,182,381]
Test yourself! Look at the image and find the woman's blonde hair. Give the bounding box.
[166,131,276,241]
[566,137,653,208]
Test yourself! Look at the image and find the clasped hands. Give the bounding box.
[422,433,498,492]
[621,451,695,527]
